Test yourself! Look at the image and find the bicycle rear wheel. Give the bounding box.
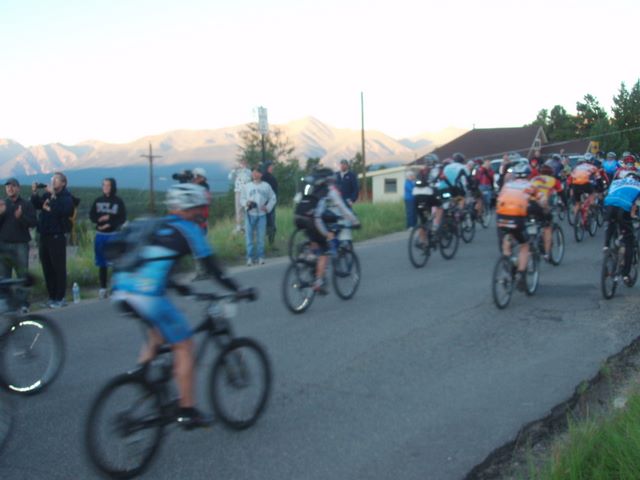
[525,253,539,295]
[574,213,584,242]
[85,374,164,479]
[332,248,361,299]
[492,256,514,309]
[408,225,430,268]
[624,243,639,288]
[210,337,271,430]
[549,224,565,266]
[587,210,598,237]
[439,221,459,260]
[601,251,618,299]
[287,228,307,262]
[282,261,316,314]
[480,206,492,228]
[460,210,475,243]
[0,314,65,395]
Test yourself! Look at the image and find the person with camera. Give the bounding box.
[240,167,276,266]
[31,172,74,308]
[89,178,127,299]
[0,178,37,313]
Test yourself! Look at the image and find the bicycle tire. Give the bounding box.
[587,210,598,237]
[549,224,565,266]
[287,228,307,262]
[567,200,575,226]
[480,207,492,228]
[282,261,315,314]
[332,248,361,300]
[408,225,430,268]
[574,213,584,242]
[461,211,475,243]
[439,221,459,260]
[210,337,271,430]
[596,207,605,227]
[85,374,164,479]
[525,253,539,296]
[601,251,618,299]
[0,314,65,395]
[624,243,639,288]
[492,256,514,309]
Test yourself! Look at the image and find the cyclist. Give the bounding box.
[413,156,443,244]
[496,163,542,291]
[111,183,251,429]
[297,168,359,294]
[614,154,638,180]
[568,154,599,221]
[603,172,640,283]
[602,152,619,184]
[439,152,470,208]
[530,164,563,260]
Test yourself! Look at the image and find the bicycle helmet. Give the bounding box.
[606,151,617,160]
[452,152,465,164]
[512,162,531,179]
[583,152,594,163]
[311,167,335,186]
[623,154,636,166]
[551,153,561,161]
[165,183,209,210]
[539,164,553,176]
[423,154,437,168]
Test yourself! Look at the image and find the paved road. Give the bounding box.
[1,221,639,479]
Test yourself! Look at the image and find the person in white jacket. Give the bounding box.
[228,159,252,234]
[240,167,276,265]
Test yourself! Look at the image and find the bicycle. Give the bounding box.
[0,277,65,395]
[573,193,598,242]
[85,288,271,478]
[601,231,639,300]
[492,220,541,309]
[437,192,461,259]
[282,224,360,314]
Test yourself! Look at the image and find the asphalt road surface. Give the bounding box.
[1,220,638,480]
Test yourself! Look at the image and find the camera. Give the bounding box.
[36,183,48,189]
[172,170,194,183]
[246,201,258,211]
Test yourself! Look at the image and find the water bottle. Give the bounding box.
[72,282,80,304]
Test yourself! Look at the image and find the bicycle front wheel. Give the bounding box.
[408,225,430,268]
[85,375,164,479]
[624,244,639,288]
[282,261,316,314]
[210,337,271,430]
[492,256,514,309]
[549,224,565,266]
[601,251,618,299]
[0,314,65,395]
[332,248,361,299]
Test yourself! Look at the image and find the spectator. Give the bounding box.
[228,159,252,234]
[0,178,37,312]
[475,159,495,208]
[191,167,211,233]
[89,178,127,299]
[335,159,359,206]
[240,167,276,266]
[261,162,279,245]
[31,172,74,308]
[404,170,417,229]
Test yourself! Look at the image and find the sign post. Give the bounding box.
[258,106,268,167]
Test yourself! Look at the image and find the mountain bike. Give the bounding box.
[573,193,598,242]
[492,220,541,309]
[601,232,639,300]
[85,288,271,479]
[282,225,360,314]
[0,277,65,395]
[408,210,459,267]
[436,192,460,259]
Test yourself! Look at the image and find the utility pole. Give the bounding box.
[258,106,268,168]
[360,91,368,201]
[141,142,162,214]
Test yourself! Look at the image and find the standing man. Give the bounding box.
[228,159,252,234]
[240,167,276,266]
[335,159,359,207]
[31,172,74,308]
[261,162,279,245]
[89,178,127,299]
[0,178,37,312]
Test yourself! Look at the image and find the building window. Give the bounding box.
[384,178,397,193]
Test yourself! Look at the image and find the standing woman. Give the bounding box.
[89,178,126,298]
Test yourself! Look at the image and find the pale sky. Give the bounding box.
[2,0,639,146]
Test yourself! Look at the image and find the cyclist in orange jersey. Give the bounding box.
[569,154,599,219]
[530,164,563,260]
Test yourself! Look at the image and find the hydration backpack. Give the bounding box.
[293,183,328,229]
[104,217,169,272]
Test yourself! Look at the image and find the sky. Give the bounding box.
[1,0,639,146]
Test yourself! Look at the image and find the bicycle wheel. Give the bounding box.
[480,205,492,228]
[624,243,639,288]
[0,314,65,395]
[85,375,164,479]
[587,210,598,237]
[549,224,565,266]
[408,225,430,268]
[492,256,514,309]
[210,337,271,430]
[439,221,459,260]
[332,248,361,300]
[596,206,605,227]
[282,261,316,314]
[601,251,618,299]
[460,211,475,243]
[574,213,584,242]
[287,228,307,262]
[567,200,575,226]
[525,253,539,295]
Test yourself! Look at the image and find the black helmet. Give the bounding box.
[452,152,465,164]
[551,154,561,161]
[423,154,438,167]
[512,162,531,179]
[311,167,335,187]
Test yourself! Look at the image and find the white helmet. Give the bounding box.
[165,183,208,210]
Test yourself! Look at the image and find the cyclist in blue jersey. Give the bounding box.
[111,183,252,428]
[603,172,640,283]
[602,152,619,184]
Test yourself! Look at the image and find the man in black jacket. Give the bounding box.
[31,172,74,308]
[0,178,37,312]
[335,159,359,207]
[89,178,127,299]
[261,162,278,245]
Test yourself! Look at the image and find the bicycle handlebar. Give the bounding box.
[170,282,257,302]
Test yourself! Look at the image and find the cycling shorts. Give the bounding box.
[572,184,593,202]
[497,214,529,244]
[304,226,329,252]
[527,202,552,227]
[415,193,442,211]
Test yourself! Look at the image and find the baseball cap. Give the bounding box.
[340,159,349,165]
[192,167,207,178]
[4,178,19,187]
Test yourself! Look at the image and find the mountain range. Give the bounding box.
[0,118,466,190]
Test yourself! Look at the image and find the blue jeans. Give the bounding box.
[245,214,266,261]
